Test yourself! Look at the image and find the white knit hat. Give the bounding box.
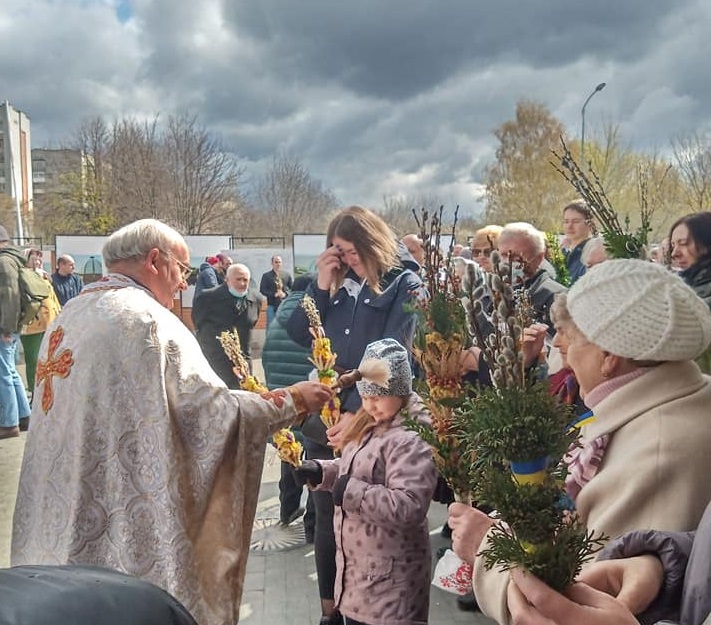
[356,339,413,397]
[567,259,711,361]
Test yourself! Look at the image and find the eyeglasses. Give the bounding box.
[471,248,493,257]
[502,252,533,266]
[159,249,192,281]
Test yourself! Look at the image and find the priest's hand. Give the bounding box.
[290,381,334,415]
[448,503,494,565]
[293,460,323,487]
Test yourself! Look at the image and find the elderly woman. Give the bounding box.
[470,224,503,273]
[448,259,711,625]
[670,211,711,307]
[580,235,608,270]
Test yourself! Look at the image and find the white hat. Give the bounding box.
[567,259,711,361]
[356,339,413,397]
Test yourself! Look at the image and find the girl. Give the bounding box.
[296,339,437,625]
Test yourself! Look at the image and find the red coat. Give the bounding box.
[317,394,437,625]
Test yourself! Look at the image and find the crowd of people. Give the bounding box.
[1,203,711,625]
[0,232,84,438]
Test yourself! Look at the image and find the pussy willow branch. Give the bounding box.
[413,205,461,297]
[550,137,622,234]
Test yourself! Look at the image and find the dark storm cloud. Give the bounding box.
[221,0,678,100]
[2,0,710,210]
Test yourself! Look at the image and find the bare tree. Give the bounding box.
[32,117,117,236]
[75,116,110,196]
[49,112,247,236]
[107,116,166,224]
[253,151,339,237]
[671,131,711,212]
[587,121,681,236]
[163,113,245,233]
[380,194,447,236]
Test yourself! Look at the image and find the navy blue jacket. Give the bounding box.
[287,261,421,414]
[564,240,588,285]
[51,272,84,306]
[193,263,218,300]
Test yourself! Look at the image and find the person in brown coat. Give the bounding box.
[296,339,437,625]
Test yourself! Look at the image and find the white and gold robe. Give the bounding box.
[12,274,299,625]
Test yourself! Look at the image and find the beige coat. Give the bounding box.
[474,361,711,624]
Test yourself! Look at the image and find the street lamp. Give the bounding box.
[581,82,606,173]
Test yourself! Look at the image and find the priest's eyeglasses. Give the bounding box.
[159,249,192,281]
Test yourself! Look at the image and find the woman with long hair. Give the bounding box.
[669,211,711,307]
[287,206,422,625]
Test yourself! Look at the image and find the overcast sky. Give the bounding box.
[3,0,710,216]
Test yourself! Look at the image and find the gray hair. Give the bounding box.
[103,219,186,267]
[499,222,546,255]
[550,292,573,329]
[227,263,251,279]
[581,236,606,268]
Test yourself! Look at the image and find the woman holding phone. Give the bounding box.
[287,205,422,625]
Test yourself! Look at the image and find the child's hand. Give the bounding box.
[293,460,323,487]
[326,411,354,450]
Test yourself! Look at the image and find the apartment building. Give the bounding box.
[0,101,33,239]
[32,148,87,197]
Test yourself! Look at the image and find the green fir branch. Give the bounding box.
[457,383,573,467]
[481,523,607,592]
